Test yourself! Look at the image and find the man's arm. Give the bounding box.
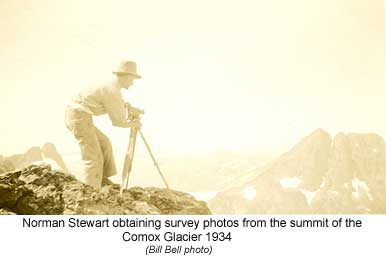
[104,89,140,128]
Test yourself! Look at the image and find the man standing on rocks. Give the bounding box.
[65,60,142,189]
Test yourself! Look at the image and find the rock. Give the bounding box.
[132,201,159,215]
[0,208,17,215]
[0,165,211,215]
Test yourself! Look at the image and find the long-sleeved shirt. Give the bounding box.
[68,81,130,127]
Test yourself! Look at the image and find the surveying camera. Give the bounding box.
[125,103,144,120]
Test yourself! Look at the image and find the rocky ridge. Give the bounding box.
[0,165,211,215]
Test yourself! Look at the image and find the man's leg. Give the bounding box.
[65,108,104,189]
[95,127,118,179]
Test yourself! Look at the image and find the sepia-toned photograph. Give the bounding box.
[0,0,385,215]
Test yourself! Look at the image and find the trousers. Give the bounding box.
[65,108,117,189]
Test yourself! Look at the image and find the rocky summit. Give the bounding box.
[0,165,211,215]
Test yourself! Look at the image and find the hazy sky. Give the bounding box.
[0,0,385,156]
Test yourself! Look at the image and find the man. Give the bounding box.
[65,60,142,189]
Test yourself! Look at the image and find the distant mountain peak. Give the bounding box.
[209,129,386,214]
[309,128,330,137]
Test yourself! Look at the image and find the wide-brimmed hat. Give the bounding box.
[113,60,141,78]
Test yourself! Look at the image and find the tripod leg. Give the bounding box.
[124,133,135,190]
[120,128,138,195]
[138,130,170,189]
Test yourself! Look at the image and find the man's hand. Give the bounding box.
[128,119,142,129]
[130,106,144,117]
[125,102,144,119]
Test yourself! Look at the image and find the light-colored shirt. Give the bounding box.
[68,81,130,127]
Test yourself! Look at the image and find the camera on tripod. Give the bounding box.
[125,102,144,120]
[120,103,170,195]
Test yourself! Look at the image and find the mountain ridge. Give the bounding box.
[208,129,386,214]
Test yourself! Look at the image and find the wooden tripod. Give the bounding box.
[120,126,170,195]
